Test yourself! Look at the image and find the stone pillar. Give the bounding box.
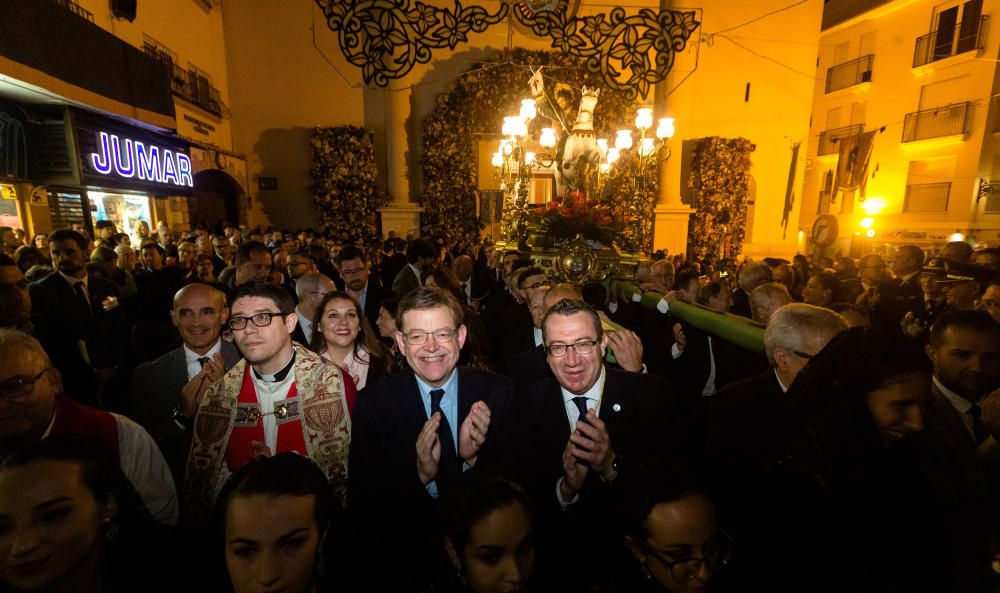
[378,85,423,238]
[651,0,696,258]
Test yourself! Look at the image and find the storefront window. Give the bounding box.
[0,184,20,228]
[89,191,151,235]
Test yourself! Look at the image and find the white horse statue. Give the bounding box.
[556,86,601,199]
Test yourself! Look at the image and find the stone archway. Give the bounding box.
[191,169,242,231]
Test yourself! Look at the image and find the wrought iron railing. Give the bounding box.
[825,54,874,93]
[51,0,94,22]
[913,15,988,67]
[143,46,223,117]
[817,123,864,156]
[904,182,951,212]
[901,102,972,142]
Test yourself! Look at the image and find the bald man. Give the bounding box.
[127,283,243,479]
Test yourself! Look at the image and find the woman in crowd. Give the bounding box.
[440,473,537,593]
[603,462,732,593]
[12,246,46,273]
[375,295,406,368]
[31,233,47,251]
[216,453,339,593]
[800,271,841,308]
[310,291,395,391]
[423,266,493,370]
[790,254,810,299]
[0,437,173,593]
[758,328,946,592]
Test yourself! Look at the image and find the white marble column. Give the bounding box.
[379,85,423,238]
[651,0,696,257]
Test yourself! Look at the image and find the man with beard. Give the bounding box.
[0,254,31,331]
[391,237,436,297]
[29,229,124,407]
[921,310,1000,593]
[336,245,384,328]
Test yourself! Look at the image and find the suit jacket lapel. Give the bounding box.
[400,371,431,435]
[456,368,473,426]
[598,367,624,435]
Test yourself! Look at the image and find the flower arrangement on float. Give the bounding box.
[531,191,623,248]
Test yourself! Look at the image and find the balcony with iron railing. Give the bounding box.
[51,0,94,23]
[901,101,972,143]
[143,47,223,117]
[904,182,951,212]
[913,15,989,67]
[817,123,864,156]
[825,54,873,93]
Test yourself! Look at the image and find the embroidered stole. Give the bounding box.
[225,364,307,471]
[184,344,352,521]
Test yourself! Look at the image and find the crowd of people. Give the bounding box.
[1,219,1000,593]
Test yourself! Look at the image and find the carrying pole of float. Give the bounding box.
[614,282,766,355]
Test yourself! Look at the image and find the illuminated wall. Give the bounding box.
[801,0,1000,255]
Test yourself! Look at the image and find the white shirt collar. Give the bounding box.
[533,326,543,347]
[933,375,972,415]
[408,263,423,280]
[900,270,919,283]
[183,338,222,364]
[58,270,88,288]
[295,305,313,329]
[774,368,789,393]
[560,366,606,406]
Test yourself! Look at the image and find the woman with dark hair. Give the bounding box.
[216,453,337,593]
[375,295,406,369]
[758,328,947,593]
[423,266,493,370]
[31,234,47,251]
[440,473,537,593]
[800,271,841,308]
[12,246,45,273]
[310,290,395,390]
[0,437,174,593]
[602,461,732,593]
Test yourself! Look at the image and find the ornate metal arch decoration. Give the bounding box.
[314,0,701,100]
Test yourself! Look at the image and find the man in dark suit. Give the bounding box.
[731,261,773,319]
[380,237,407,290]
[705,303,848,585]
[391,237,435,298]
[348,286,518,591]
[920,310,1000,593]
[127,283,241,480]
[290,272,336,346]
[879,244,925,324]
[30,229,125,407]
[501,286,550,385]
[336,245,384,327]
[517,298,693,591]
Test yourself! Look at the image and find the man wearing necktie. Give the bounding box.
[28,229,125,407]
[920,309,1000,593]
[126,283,242,481]
[517,298,692,591]
[348,286,518,591]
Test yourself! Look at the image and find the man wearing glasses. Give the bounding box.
[183,281,353,522]
[335,245,384,328]
[0,329,178,525]
[348,286,518,591]
[518,298,690,591]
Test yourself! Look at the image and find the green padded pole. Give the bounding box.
[616,282,766,355]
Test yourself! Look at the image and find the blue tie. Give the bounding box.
[430,389,459,489]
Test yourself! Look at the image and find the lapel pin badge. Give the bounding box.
[612,403,622,412]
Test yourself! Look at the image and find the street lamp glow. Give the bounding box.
[656,117,675,140]
[520,99,537,121]
[638,137,656,156]
[607,147,620,165]
[491,152,503,167]
[860,217,874,229]
[539,127,557,149]
[525,151,536,165]
[950,231,965,242]
[861,196,887,215]
[635,108,653,131]
[615,130,633,150]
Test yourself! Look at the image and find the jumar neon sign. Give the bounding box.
[89,131,193,187]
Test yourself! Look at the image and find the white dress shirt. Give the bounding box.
[183,339,222,380]
[295,305,315,345]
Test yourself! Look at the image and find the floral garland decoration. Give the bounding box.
[309,126,390,244]
[687,136,756,264]
[600,150,657,252]
[422,47,637,245]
